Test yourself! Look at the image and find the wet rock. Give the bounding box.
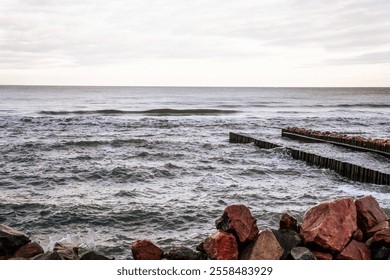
[336,240,371,260]
[290,247,316,260]
[203,231,238,260]
[355,196,388,234]
[240,229,283,260]
[12,242,44,259]
[0,224,31,257]
[272,229,301,260]
[32,251,62,260]
[131,240,164,260]
[366,221,390,238]
[352,228,364,242]
[164,246,207,260]
[371,229,390,248]
[215,204,259,244]
[371,246,390,260]
[53,242,79,260]
[300,198,357,252]
[311,250,333,260]
[80,251,111,260]
[279,213,300,233]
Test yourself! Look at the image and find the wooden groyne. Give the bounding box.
[282,127,390,158]
[229,132,390,185]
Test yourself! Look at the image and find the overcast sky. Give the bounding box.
[1,0,390,86]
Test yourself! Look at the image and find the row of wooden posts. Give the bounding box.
[229,132,390,185]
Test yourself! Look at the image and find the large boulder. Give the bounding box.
[203,231,238,260]
[240,229,283,260]
[300,198,357,252]
[215,204,259,244]
[355,196,388,234]
[0,224,31,258]
[366,221,390,238]
[336,240,371,260]
[12,242,44,259]
[131,240,164,260]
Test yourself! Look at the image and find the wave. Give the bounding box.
[39,108,238,116]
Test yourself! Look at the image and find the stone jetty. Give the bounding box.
[1,195,389,260]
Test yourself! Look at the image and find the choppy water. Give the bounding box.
[0,86,389,259]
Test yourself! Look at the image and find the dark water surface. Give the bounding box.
[0,86,389,259]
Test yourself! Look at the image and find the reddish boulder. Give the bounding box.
[355,196,388,233]
[0,224,31,257]
[215,204,259,244]
[352,228,364,242]
[53,242,79,260]
[312,251,333,260]
[240,229,283,260]
[203,231,238,260]
[371,229,390,248]
[12,242,44,259]
[131,240,164,260]
[366,221,390,238]
[336,240,371,260]
[279,213,300,233]
[300,198,357,252]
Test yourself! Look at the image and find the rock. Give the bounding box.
[311,250,333,260]
[371,246,390,260]
[131,240,164,260]
[355,196,388,234]
[240,229,283,260]
[12,242,44,259]
[80,251,111,260]
[164,246,207,260]
[371,229,390,248]
[366,221,390,238]
[272,229,302,260]
[53,242,79,260]
[290,247,316,260]
[32,251,62,260]
[352,228,364,242]
[279,213,300,233]
[336,240,371,260]
[300,198,357,252]
[0,224,31,257]
[203,231,238,260]
[215,204,259,244]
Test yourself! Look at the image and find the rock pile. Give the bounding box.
[2,195,389,260]
[284,127,390,153]
[131,195,390,260]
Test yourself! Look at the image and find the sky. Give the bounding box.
[1,0,390,87]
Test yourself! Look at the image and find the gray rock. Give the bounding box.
[290,247,317,260]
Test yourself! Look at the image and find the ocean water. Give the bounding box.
[0,86,389,259]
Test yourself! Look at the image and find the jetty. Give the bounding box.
[229,131,390,186]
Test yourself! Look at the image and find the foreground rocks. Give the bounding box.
[1,195,389,260]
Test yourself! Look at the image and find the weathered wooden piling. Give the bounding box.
[229,132,390,186]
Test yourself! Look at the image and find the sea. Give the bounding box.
[0,86,389,259]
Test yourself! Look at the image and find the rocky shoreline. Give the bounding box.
[1,195,389,260]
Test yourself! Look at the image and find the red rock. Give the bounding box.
[352,228,364,242]
[215,204,259,244]
[312,251,333,260]
[203,231,238,260]
[131,240,164,260]
[366,221,390,238]
[12,242,44,259]
[300,198,357,252]
[355,196,388,233]
[0,224,31,257]
[371,229,390,248]
[279,213,300,233]
[240,229,283,260]
[336,240,371,260]
[53,242,79,260]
